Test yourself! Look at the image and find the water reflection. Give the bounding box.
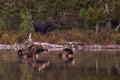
[95,58,120,75]
[111,62,120,75]
[0,49,120,80]
[18,56,50,72]
[58,47,75,65]
[58,53,75,65]
[79,50,120,76]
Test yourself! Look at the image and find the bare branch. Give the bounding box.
[114,24,120,32]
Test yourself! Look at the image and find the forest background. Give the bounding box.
[0,0,120,45]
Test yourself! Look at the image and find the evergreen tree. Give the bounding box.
[79,0,116,34]
[19,9,34,34]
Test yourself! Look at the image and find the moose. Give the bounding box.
[18,44,48,58]
[18,33,49,58]
[34,20,60,34]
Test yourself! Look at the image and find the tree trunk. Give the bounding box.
[95,23,99,34]
[105,3,111,30]
[105,3,109,13]
[61,12,66,24]
[106,20,111,30]
[13,0,17,8]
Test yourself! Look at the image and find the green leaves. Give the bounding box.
[19,9,34,34]
[79,0,116,28]
[0,0,119,34]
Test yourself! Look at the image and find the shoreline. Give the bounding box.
[1,43,120,51]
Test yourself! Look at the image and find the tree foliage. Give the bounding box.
[0,0,119,33]
[79,0,116,27]
[19,9,34,33]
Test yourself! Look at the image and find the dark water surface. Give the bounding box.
[0,49,120,80]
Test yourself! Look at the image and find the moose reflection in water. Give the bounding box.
[18,56,50,72]
[58,46,75,65]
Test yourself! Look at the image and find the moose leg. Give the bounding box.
[18,50,23,56]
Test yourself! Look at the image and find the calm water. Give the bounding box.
[0,49,120,80]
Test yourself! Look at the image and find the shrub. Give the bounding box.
[1,32,10,44]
